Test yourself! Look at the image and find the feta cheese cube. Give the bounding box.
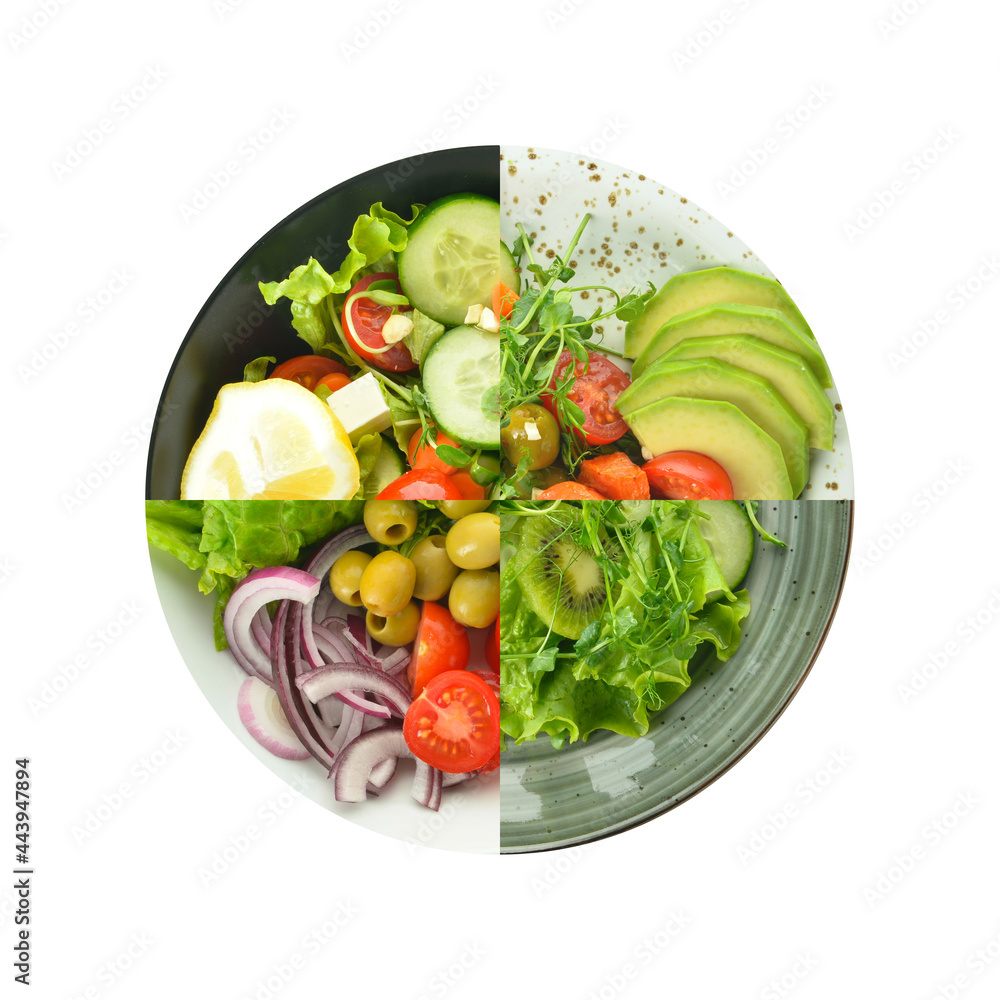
[464,303,485,324]
[327,372,392,443]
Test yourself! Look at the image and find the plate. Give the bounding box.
[148,539,500,853]
[500,145,853,498]
[499,499,853,853]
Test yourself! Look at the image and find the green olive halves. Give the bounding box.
[363,499,418,545]
[359,550,416,617]
[410,535,460,601]
[445,512,500,570]
[329,550,373,607]
[366,601,420,646]
[448,569,501,629]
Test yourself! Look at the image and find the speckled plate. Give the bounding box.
[499,499,853,853]
[500,145,853,498]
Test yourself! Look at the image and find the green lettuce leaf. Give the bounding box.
[258,202,420,356]
[147,500,364,650]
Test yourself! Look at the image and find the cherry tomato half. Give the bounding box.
[316,372,351,394]
[407,426,460,476]
[342,272,416,372]
[377,469,463,501]
[535,482,608,501]
[402,670,500,773]
[270,355,349,391]
[546,350,631,446]
[643,451,734,500]
[449,472,488,501]
[406,602,470,696]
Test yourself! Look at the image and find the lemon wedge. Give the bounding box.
[180,380,360,500]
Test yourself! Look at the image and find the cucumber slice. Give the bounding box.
[421,325,500,449]
[695,500,754,589]
[398,194,519,326]
[363,438,406,498]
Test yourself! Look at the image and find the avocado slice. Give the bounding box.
[632,303,832,388]
[626,397,794,499]
[616,358,809,497]
[625,266,814,360]
[654,335,835,450]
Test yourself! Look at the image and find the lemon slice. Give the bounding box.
[180,380,360,500]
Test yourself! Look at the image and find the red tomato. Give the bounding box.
[546,350,630,446]
[492,281,519,319]
[484,622,500,673]
[377,469,463,501]
[643,451,734,500]
[403,670,500,773]
[342,272,416,372]
[270,355,349,390]
[449,471,488,501]
[407,426,460,475]
[316,372,351,394]
[407,602,470,695]
[535,482,608,501]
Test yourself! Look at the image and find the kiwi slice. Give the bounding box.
[516,515,608,640]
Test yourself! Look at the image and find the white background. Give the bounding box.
[4,0,1000,997]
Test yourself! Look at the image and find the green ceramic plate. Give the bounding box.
[499,499,853,853]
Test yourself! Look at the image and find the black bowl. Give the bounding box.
[145,145,501,499]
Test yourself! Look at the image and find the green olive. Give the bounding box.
[359,550,416,616]
[439,499,491,520]
[501,403,560,471]
[329,550,373,606]
[410,535,460,601]
[363,499,418,546]
[366,601,420,646]
[445,512,500,570]
[448,569,500,629]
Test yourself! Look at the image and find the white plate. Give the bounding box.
[500,144,853,498]
[149,540,499,854]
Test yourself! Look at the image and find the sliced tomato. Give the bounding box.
[377,469,463,501]
[484,622,500,673]
[407,602,470,695]
[546,350,630,446]
[316,372,351,394]
[492,280,519,319]
[342,272,416,372]
[403,670,500,773]
[578,452,650,500]
[643,451,734,500]
[535,482,608,501]
[449,471,487,501]
[407,426,460,475]
[269,355,349,390]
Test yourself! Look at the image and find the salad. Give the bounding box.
[179,194,515,505]
[147,498,502,810]
[497,213,836,502]
[499,498,761,746]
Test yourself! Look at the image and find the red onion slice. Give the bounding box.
[412,761,443,810]
[225,567,321,681]
[237,676,311,760]
[368,756,397,790]
[295,665,411,717]
[271,601,336,769]
[331,727,410,802]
